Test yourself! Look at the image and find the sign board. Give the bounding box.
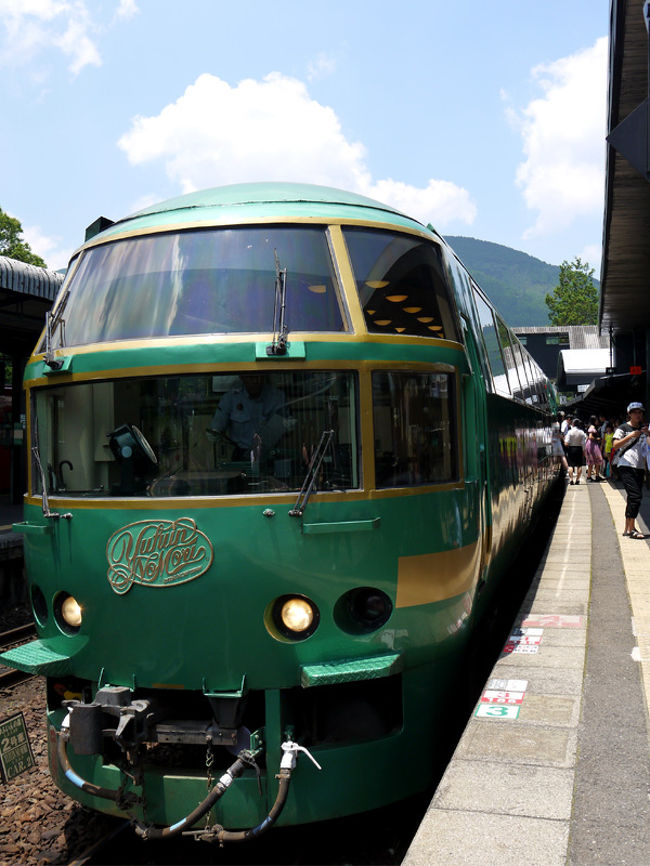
[0,712,35,783]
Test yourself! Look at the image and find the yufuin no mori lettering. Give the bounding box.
[106,518,214,595]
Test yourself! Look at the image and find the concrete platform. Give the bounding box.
[403,479,650,866]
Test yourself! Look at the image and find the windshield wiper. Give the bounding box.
[267,249,288,356]
[44,285,71,370]
[289,430,334,517]
[32,425,72,520]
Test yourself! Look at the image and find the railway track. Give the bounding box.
[0,622,36,688]
[66,819,132,866]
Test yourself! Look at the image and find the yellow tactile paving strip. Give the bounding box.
[599,480,650,724]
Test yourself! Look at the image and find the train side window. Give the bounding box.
[511,339,532,402]
[533,361,548,408]
[524,354,540,405]
[342,228,459,341]
[473,293,511,397]
[496,318,523,401]
[372,371,456,487]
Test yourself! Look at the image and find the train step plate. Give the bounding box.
[0,637,87,675]
[300,652,402,687]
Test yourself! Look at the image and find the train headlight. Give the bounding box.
[281,598,314,632]
[54,592,82,634]
[268,594,320,641]
[62,596,82,627]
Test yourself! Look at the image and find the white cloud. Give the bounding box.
[579,243,602,273]
[54,5,101,74]
[307,52,337,82]
[513,37,607,239]
[23,223,74,271]
[0,0,132,75]
[115,0,138,21]
[118,72,476,230]
[366,178,477,227]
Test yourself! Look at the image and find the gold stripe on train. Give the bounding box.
[26,356,463,387]
[77,215,437,256]
[396,540,481,608]
[23,480,465,512]
[28,334,464,370]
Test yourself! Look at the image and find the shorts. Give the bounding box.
[567,445,584,467]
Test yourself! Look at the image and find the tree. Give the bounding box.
[545,257,599,325]
[0,207,47,267]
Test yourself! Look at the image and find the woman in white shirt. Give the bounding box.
[564,419,587,485]
[612,402,649,538]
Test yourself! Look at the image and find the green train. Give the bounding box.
[2,183,558,842]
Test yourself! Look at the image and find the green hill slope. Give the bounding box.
[445,236,593,327]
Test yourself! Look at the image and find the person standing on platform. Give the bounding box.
[585,415,604,481]
[611,402,649,538]
[560,413,570,439]
[564,418,587,485]
[552,414,569,477]
[603,423,614,477]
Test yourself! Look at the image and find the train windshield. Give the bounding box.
[342,228,459,340]
[31,371,359,498]
[47,226,346,347]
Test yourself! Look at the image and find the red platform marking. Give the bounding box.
[503,627,543,653]
[522,614,584,628]
[481,689,525,705]
[480,678,528,707]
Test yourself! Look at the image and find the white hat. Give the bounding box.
[627,402,645,412]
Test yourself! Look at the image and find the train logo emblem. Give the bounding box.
[106,518,213,595]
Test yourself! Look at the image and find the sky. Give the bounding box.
[0,0,610,277]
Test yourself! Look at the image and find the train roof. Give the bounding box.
[83,182,436,247]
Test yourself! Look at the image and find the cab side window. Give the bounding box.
[372,371,456,487]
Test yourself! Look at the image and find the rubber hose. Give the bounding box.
[57,733,135,804]
[133,754,250,840]
[216,771,291,843]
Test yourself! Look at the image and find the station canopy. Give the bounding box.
[0,256,62,356]
[600,1,650,332]
[557,349,610,388]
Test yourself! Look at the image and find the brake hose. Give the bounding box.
[214,768,291,843]
[57,727,139,806]
[58,719,320,844]
[134,751,256,840]
[135,740,321,842]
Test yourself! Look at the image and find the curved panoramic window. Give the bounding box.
[343,228,459,340]
[31,371,359,498]
[47,226,346,347]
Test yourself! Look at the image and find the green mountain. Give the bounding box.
[444,236,599,328]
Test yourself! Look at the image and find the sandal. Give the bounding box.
[627,530,646,539]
